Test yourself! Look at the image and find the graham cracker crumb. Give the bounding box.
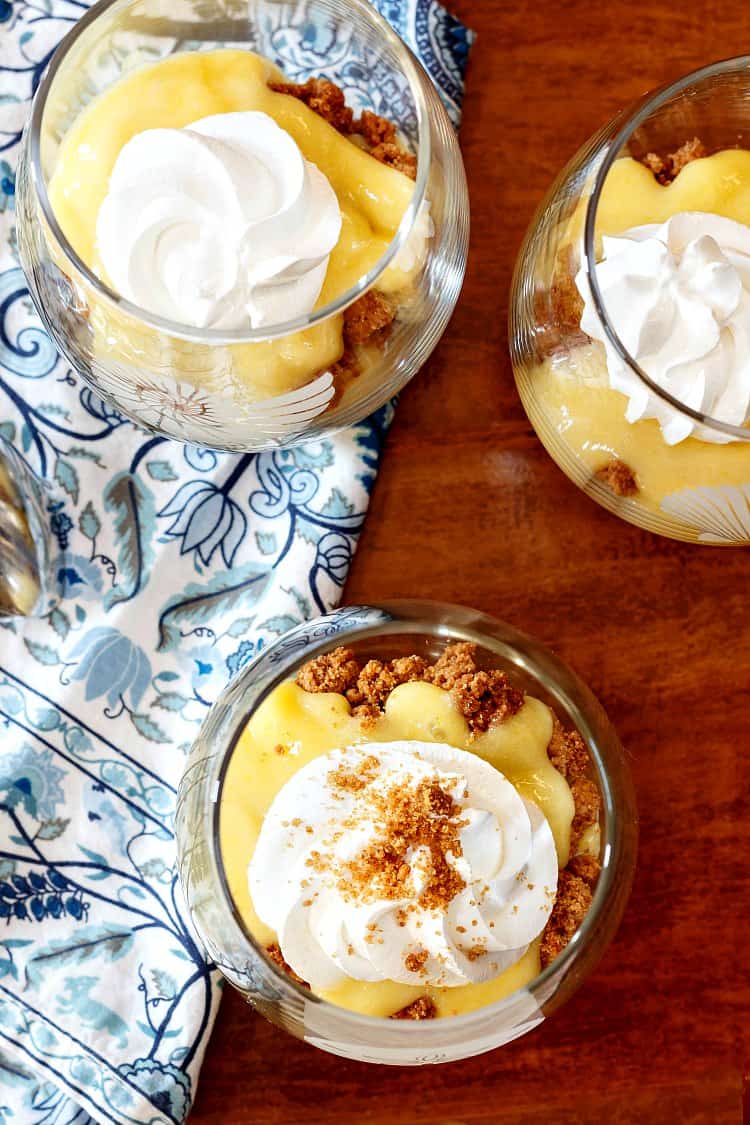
[296,641,525,735]
[424,642,524,736]
[369,141,417,180]
[273,743,287,756]
[425,641,477,685]
[546,716,589,783]
[347,655,428,715]
[350,701,382,726]
[539,870,593,968]
[327,753,381,793]
[295,646,360,695]
[464,941,487,962]
[333,771,467,912]
[269,79,416,177]
[266,943,310,989]
[354,109,397,148]
[343,290,395,346]
[596,458,639,497]
[404,948,429,975]
[390,996,437,1020]
[641,137,707,185]
[569,777,601,853]
[533,243,589,359]
[269,77,353,133]
[550,244,585,335]
[568,853,602,888]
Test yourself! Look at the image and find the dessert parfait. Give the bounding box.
[176,603,636,1063]
[17,0,468,449]
[510,58,750,543]
[224,642,601,1021]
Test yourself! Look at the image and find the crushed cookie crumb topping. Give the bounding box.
[540,868,596,968]
[596,458,639,498]
[641,137,707,184]
[404,948,429,975]
[546,716,589,783]
[326,764,467,912]
[343,290,395,347]
[390,996,437,1021]
[297,641,524,735]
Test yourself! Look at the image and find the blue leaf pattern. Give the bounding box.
[0,1,471,1121]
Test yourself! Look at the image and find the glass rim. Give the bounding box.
[205,599,637,1033]
[584,54,750,442]
[28,0,431,345]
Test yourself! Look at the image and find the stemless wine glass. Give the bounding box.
[15,0,469,452]
[510,58,750,544]
[175,601,637,1065]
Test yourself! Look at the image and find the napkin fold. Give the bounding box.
[0,2,473,1121]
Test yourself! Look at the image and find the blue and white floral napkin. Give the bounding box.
[0,3,472,1122]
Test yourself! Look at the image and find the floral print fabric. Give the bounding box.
[0,1,472,1121]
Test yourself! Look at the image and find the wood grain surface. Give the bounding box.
[190,4,748,1121]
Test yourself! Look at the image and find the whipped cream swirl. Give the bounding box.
[249,741,558,989]
[96,112,342,331]
[576,212,750,443]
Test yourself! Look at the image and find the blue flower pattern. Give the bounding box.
[158,477,248,569]
[0,2,472,1122]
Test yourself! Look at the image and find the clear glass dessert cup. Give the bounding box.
[16,0,469,452]
[175,600,637,1065]
[510,58,750,544]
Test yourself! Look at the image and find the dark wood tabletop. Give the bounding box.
[190,3,748,1121]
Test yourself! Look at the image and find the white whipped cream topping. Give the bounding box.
[576,212,750,443]
[249,741,558,990]
[96,111,342,330]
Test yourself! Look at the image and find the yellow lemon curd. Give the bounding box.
[532,152,750,511]
[220,678,584,1019]
[47,50,417,399]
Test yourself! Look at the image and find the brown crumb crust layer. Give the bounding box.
[640,137,707,184]
[567,852,601,888]
[296,642,524,736]
[268,77,354,133]
[550,245,585,336]
[328,288,397,392]
[546,716,589,783]
[595,458,639,498]
[539,869,593,968]
[569,776,601,853]
[390,996,437,1020]
[268,77,417,181]
[343,290,395,346]
[541,716,602,963]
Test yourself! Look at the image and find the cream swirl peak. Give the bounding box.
[576,212,750,444]
[95,111,342,330]
[249,741,558,990]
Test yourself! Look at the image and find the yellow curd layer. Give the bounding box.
[47,50,416,397]
[533,151,750,507]
[220,678,577,1019]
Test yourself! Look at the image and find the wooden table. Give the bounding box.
[191,3,748,1120]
